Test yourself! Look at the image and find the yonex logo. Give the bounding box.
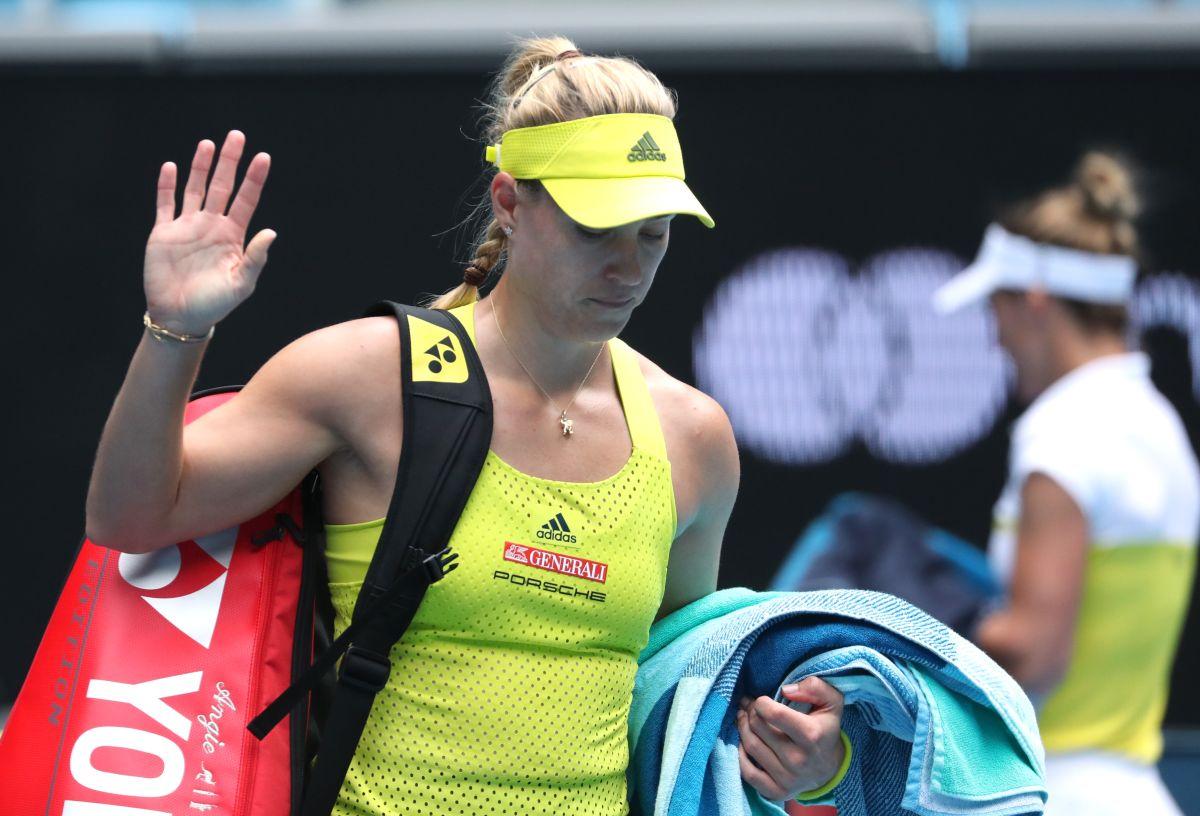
[627,132,667,162]
[408,316,468,384]
[116,526,237,649]
[424,336,458,374]
[537,512,577,544]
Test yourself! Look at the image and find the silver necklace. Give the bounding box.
[490,301,605,438]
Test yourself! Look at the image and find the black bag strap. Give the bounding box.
[291,472,332,814]
[246,303,492,816]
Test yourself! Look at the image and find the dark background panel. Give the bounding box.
[4,67,1199,722]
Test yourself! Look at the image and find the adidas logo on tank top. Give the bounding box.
[537,512,577,544]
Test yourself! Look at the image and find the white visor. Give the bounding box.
[933,223,1137,314]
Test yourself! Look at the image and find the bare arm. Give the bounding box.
[87,326,359,552]
[976,472,1090,695]
[86,130,333,552]
[652,379,740,618]
[649,380,847,800]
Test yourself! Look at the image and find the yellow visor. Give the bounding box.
[485,113,714,229]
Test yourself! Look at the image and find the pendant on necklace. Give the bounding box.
[560,412,575,437]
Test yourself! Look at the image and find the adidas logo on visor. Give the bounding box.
[537,512,577,544]
[627,132,667,163]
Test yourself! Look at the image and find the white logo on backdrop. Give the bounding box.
[116,527,237,649]
[1132,273,1200,400]
[694,248,1200,465]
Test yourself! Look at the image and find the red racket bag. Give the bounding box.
[0,388,320,816]
[1,303,492,816]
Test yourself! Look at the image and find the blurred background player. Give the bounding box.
[934,153,1200,816]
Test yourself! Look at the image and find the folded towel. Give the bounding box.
[628,589,1046,816]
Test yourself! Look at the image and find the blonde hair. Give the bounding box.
[429,36,678,310]
[999,151,1141,333]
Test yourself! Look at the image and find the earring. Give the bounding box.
[502,225,513,237]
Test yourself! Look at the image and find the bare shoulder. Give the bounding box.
[632,349,736,454]
[237,315,401,434]
[628,346,740,524]
[299,315,400,389]
[278,314,399,368]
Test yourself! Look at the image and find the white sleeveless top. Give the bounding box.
[989,352,1199,762]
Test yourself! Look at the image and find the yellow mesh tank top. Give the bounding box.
[324,302,676,815]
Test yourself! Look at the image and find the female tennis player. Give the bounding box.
[935,153,1198,815]
[86,36,846,813]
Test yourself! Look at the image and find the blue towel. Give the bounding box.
[628,589,1046,816]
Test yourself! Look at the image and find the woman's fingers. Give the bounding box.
[181,139,215,215]
[226,152,271,232]
[165,133,266,229]
[783,677,844,710]
[239,228,277,292]
[155,162,177,227]
[203,130,246,215]
[736,688,847,800]
[779,678,845,730]
[736,704,790,784]
[737,743,788,801]
[745,697,801,760]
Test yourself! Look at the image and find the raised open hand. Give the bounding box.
[144,130,275,335]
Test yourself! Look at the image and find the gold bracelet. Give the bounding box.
[143,312,214,344]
